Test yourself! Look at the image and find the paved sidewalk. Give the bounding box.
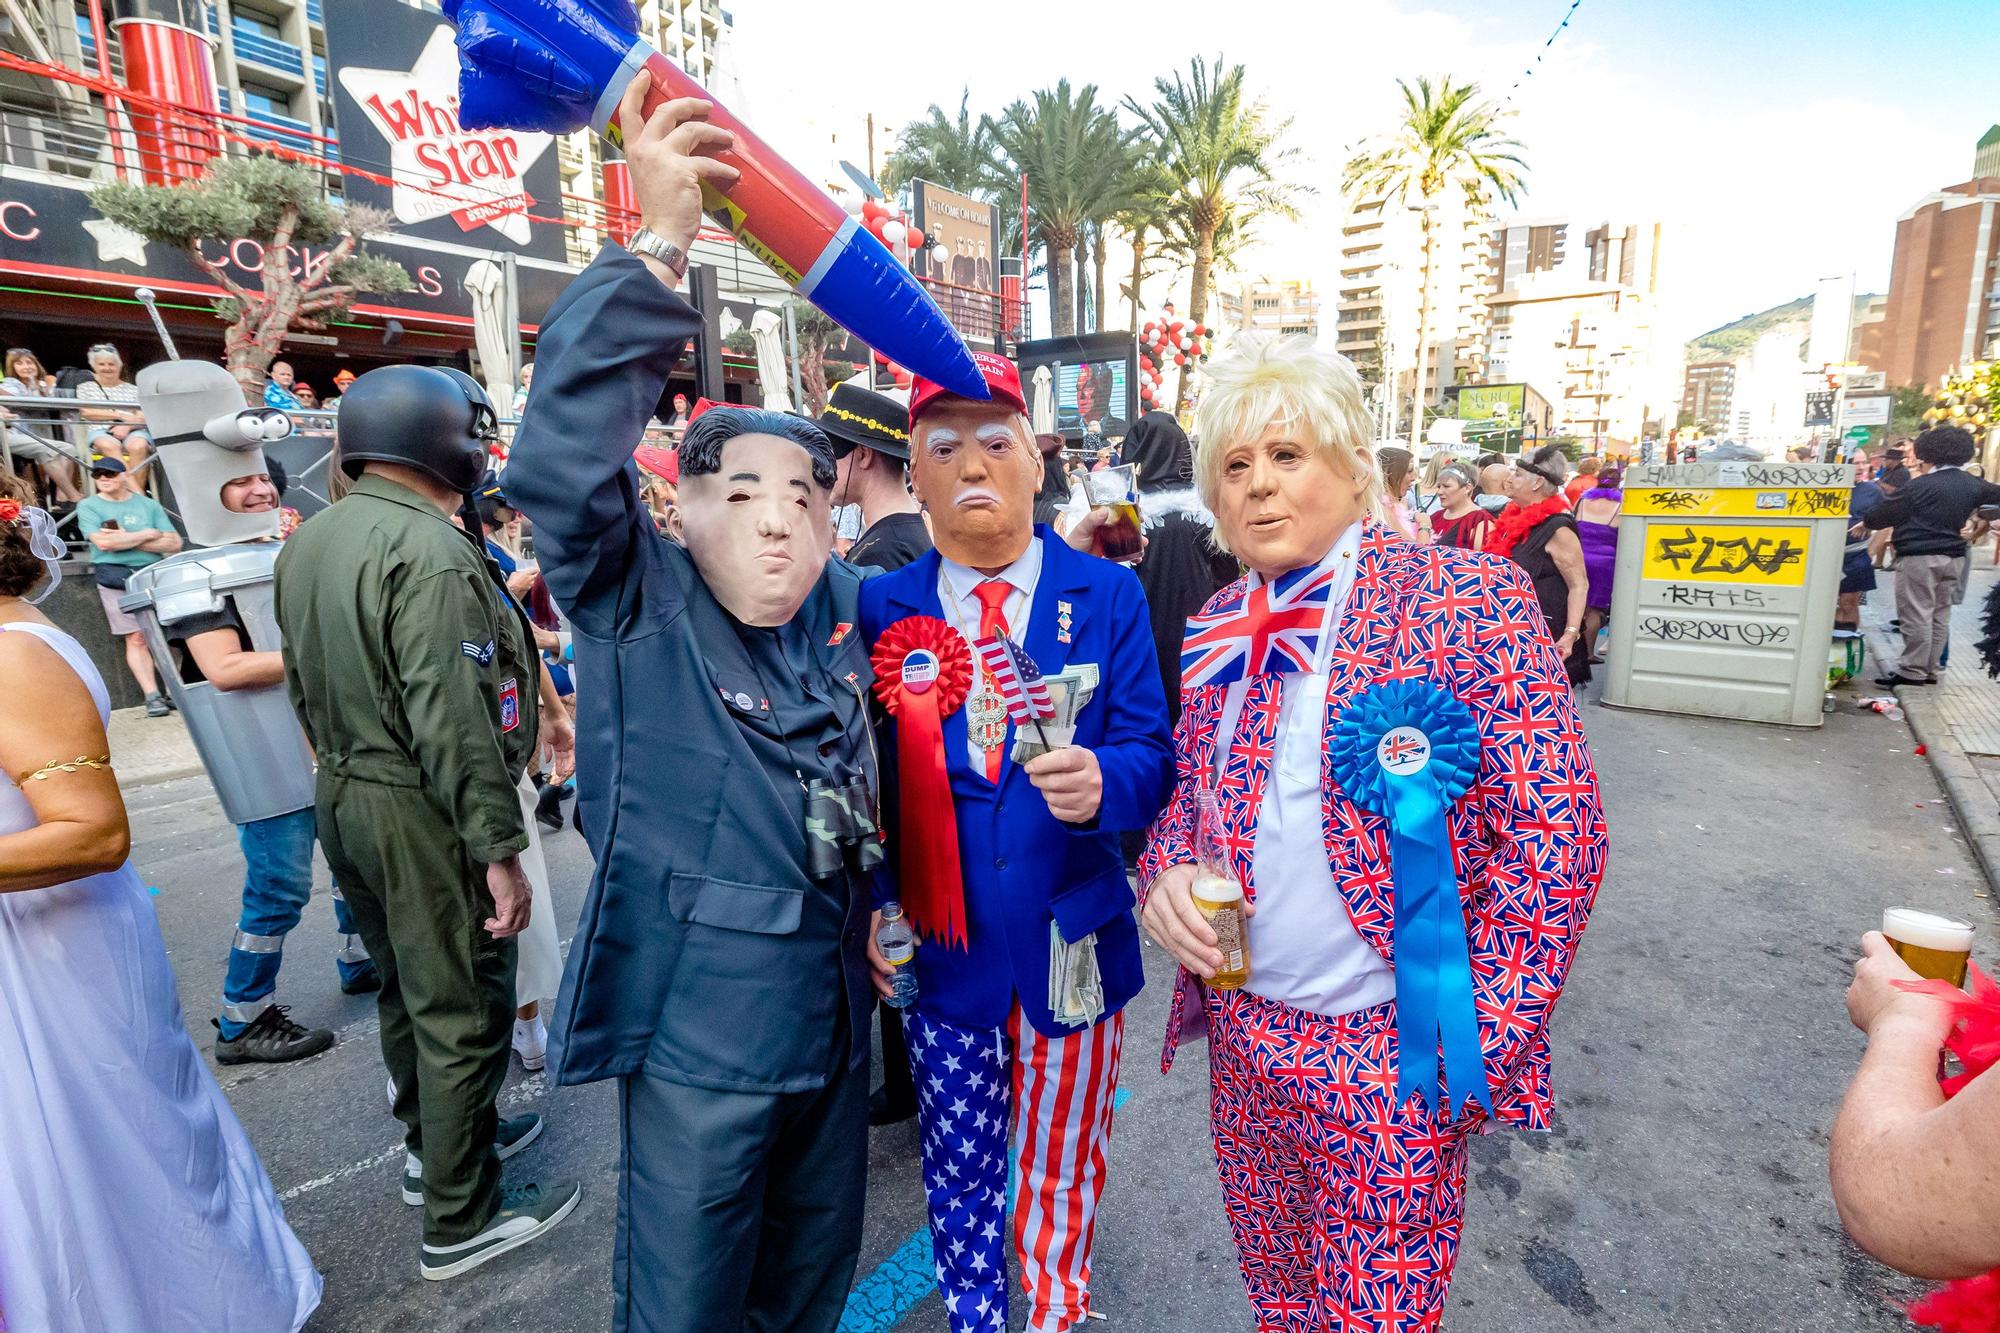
[107,702,205,788]
[1865,552,2000,893]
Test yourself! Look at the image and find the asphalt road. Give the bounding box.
[122,676,1978,1331]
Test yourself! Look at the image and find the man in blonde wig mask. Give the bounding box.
[1139,333,1608,1330]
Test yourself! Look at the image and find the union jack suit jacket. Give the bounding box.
[1137,523,1610,1128]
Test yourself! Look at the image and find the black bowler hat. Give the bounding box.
[817,381,910,462]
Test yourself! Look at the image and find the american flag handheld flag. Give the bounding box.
[1179,560,1343,689]
[974,635,1055,747]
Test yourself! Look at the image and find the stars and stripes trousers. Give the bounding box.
[904,1003,1124,1333]
[1207,987,1472,1333]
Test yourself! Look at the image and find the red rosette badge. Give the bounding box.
[871,616,973,949]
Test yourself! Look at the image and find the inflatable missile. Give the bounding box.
[442,0,989,404]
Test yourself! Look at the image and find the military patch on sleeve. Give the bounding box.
[499,678,520,731]
[462,639,496,665]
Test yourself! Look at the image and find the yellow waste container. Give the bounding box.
[1602,461,1853,727]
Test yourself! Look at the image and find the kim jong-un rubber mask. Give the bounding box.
[670,408,837,627]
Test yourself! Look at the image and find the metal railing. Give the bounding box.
[0,395,687,532]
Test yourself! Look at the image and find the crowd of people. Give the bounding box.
[0,87,1993,1333]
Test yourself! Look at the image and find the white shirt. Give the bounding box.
[938,536,1044,770]
[1216,522,1397,1018]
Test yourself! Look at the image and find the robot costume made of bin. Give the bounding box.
[121,360,373,1034]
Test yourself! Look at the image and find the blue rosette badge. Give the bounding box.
[1329,679,1492,1120]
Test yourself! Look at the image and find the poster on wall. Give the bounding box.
[328,0,565,261]
[912,179,1001,292]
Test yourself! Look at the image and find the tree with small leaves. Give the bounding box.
[785,297,846,415]
[93,155,412,404]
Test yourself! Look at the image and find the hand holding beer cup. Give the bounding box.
[1847,931,1959,1046]
[1882,908,1976,987]
[1142,862,1256,981]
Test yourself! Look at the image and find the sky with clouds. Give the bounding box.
[725,0,1996,345]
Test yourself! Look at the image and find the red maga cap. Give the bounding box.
[910,350,1022,426]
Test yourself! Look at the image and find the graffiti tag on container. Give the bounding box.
[1652,527,1805,577]
[1788,489,1847,516]
[1650,490,1707,512]
[1639,616,1792,647]
[1662,584,1768,609]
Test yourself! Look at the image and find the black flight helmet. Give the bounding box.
[335,365,497,494]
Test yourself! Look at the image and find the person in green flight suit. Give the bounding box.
[273,365,580,1282]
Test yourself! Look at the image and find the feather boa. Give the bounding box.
[1976,581,2000,681]
[1485,494,1571,559]
[1896,965,2000,1331]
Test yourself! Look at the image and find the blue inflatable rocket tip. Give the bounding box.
[804,221,990,403]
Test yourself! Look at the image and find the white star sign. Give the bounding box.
[82,218,148,266]
[337,26,553,246]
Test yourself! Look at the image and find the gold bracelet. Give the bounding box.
[16,755,112,783]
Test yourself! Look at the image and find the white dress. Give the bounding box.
[0,622,322,1333]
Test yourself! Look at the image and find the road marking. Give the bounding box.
[837,1085,1132,1331]
[275,1074,551,1202]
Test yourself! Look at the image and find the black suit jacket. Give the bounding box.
[505,246,878,1092]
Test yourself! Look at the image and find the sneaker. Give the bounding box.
[418,1178,580,1280]
[214,1006,335,1065]
[144,691,171,718]
[534,782,566,832]
[340,963,383,996]
[513,1015,548,1071]
[403,1113,545,1205]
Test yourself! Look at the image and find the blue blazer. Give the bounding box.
[859,532,1174,1038]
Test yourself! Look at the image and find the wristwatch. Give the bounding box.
[627,227,689,280]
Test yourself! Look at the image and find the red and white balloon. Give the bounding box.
[1135,305,1211,407]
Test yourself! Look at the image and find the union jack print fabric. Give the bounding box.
[1178,559,1343,689]
[1209,988,1470,1332]
[974,635,1055,724]
[1141,521,1609,1132]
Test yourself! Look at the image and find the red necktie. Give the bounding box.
[974,579,1011,782]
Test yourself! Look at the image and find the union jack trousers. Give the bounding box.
[905,1004,1124,1333]
[1208,987,1470,1333]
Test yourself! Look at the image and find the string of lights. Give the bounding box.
[1502,0,1587,104]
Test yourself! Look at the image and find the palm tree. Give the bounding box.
[1343,76,1526,450]
[881,90,1001,198]
[987,81,1134,338]
[1127,56,1295,411]
[1111,154,1178,332]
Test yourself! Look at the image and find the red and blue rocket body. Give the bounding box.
[443,0,989,403]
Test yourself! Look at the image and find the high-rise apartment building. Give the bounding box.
[1856,177,2000,388]
[1220,278,1319,338]
[1681,361,1737,431]
[1483,219,1674,449]
[1336,189,1493,431]
[1489,220,1567,293]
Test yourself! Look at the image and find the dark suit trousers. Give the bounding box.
[317,774,514,1246]
[613,1057,868,1333]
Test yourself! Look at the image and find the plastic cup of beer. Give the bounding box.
[1882,908,1975,987]
[1191,869,1250,990]
[1084,466,1143,561]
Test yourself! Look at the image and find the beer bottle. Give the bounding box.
[877,901,919,1008]
[1190,786,1250,989]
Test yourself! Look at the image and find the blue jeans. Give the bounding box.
[219,807,374,1037]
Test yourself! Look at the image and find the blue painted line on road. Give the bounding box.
[838,1085,1134,1331]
